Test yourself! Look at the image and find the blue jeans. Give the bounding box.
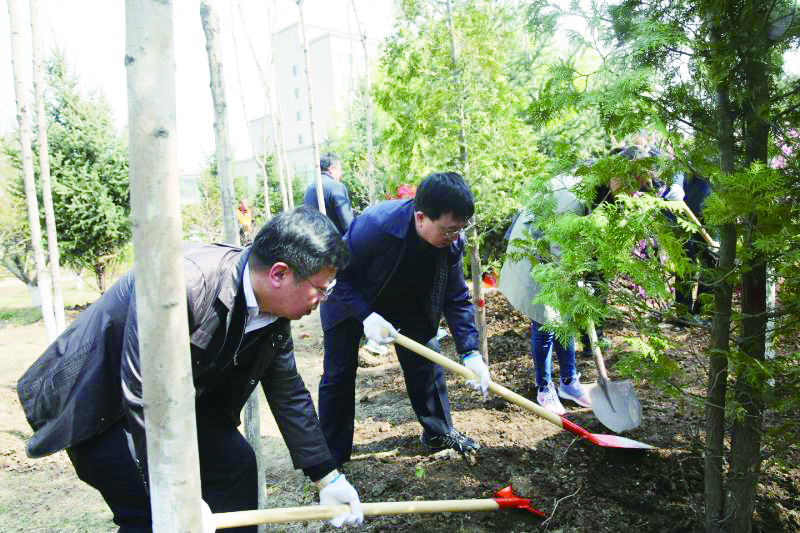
[531,321,577,389]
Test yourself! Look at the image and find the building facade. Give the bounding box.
[238,22,378,189]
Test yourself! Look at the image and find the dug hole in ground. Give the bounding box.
[1,279,798,532]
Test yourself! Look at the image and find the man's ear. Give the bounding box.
[268,262,291,288]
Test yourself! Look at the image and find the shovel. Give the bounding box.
[208,485,545,529]
[387,330,655,450]
[586,321,642,433]
[664,200,719,249]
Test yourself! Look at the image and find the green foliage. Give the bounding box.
[375,0,543,248]
[0,158,34,284]
[39,51,130,287]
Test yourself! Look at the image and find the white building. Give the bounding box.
[238,22,379,189]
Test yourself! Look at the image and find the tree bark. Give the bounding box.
[201,0,239,245]
[723,30,771,531]
[30,0,65,334]
[7,0,57,342]
[704,21,734,533]
[297,0,325,215]
[201,2,265,520]
[231,0,270,223]
[349,0,375,204]
[444,0,487,359]
[125,1,203,530]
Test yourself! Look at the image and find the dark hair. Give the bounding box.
[320,153,340,172]
[248,207,349,279]
[414,172,474,221]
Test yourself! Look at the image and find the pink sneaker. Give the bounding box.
[558,375,591,408]
[537,382,565,415]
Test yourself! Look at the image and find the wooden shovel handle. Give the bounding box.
[214,499,501,528]
[665,200,719,249]
[587,320,610,382]
[390,332,564,427]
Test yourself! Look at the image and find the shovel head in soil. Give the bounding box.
[588,380,642,433]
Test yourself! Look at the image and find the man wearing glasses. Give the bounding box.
[318,172,492,467]
[17,208,364,531]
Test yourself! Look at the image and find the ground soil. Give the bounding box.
[1,284,798,532]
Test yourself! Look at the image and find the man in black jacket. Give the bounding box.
[17,208,363,531]
[318,172,492,467]
[303,153,355,235]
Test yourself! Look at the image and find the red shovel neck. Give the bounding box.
[494,486,547,517]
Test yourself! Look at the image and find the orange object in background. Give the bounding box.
[482,270,497,288]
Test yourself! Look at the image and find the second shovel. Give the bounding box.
[586,321,642,433]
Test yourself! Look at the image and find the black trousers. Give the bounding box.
[67,412,257,532]
[318,314,451,466]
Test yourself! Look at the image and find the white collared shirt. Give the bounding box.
[242,263,278,333]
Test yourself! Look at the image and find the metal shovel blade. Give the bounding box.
[588,380,642,433]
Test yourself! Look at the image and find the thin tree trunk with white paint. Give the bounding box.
[297,0,325,214]
[125,0,203,530]
[7,0,57,342]
[201,0,239,245]
[231,0,271,222]
[349,0,375,204]
[30,0,65,334]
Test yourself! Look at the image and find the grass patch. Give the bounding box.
[0,307,42,326]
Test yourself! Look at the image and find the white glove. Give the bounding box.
[319,474,365,527]
[663,183,685,201]
[200,499,215,533]
[462,351,491,399]
[362,312,397,345]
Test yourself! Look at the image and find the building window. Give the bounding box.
[298,134,303,145]
[340,52,351,65]
[292,64,298,75]
[296,110,302,121]
[294,88,300,99]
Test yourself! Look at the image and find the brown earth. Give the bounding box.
[1,286,798,532]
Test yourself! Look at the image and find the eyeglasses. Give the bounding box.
[306,278,337,299]
[439,219,475,239]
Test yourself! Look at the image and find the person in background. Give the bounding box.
[498,175,592,415]
[236,198,254,245]
[318,172,491,466]
[303,153,355,236]
[17,208,364,531]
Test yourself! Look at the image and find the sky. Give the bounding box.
[1,0,396,173]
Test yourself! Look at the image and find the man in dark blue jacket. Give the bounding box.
[17,208,364,531]
[318,172,492,466]
[304,153,355,235]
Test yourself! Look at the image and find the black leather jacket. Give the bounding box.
[17,244,332,479]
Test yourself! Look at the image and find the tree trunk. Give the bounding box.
[722,38,771,532]
[231,0,270,223]
[703,14,735,532]
[444,0,487,360]
[95,262,107,294]
[7,0,57,342]
[30,0,65,334]
[349,1,375,204]
[201,0,239,245]
[201,2,265,519]
[297,0,325,215]
[125,1,203,530]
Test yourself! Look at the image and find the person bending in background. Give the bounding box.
[318,172,492,466]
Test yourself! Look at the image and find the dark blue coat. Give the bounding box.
[303,172,355,235]
[320,199,479,354]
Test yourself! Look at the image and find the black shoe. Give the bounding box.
[420,427,480,454]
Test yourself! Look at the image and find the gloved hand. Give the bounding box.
[362,312,397,345]
[319,473,365,528]
[663,183,685,201]
[462,350,491,399]
[200,499,215,533]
